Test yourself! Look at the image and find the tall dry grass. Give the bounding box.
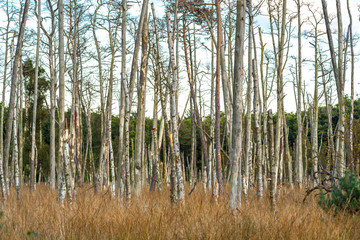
[0,184,359,239]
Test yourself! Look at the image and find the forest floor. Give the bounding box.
[0,184,359,239]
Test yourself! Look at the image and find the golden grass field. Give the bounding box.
[0,184,359,239]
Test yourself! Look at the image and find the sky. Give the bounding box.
[0,0,359,118]
[122,0,360,116]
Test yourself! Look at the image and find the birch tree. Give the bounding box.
[347,0,355,173]
[167,9,185,203]
[244,0,254,195]
[150,4,160,191]
[253,59,263,198]
[29,0,41,192]
[294,0,303,186]
[267,0,287,207]
[268,109,275,210]
[0,0,13,198]
[321,0,345,178]
[320,56,336,176]
[92,0,105,189]
[58,0,73,202]
[36,0,57,190]
[134,10,149,195]
[122,0,149,200]
[13,87,20,199]
[214,0,223,197]
[68,0,83,186]
[3,0,30,196]
[118,0,127,199]
[230,0,246,210]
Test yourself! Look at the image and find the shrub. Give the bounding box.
[319,170,360,213]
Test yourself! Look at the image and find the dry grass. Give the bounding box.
[0,184,359,239]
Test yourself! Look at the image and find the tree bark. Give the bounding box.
[3,0,30,196]
[230,0,246,209]
[69,0,82,186]
[311,30,319,186]
[58,0,73,202]
[268,110,275,210]
[295,0,303,186]
[30,0,41,192]
[14,90,20,199]
[253,59,263,198]
[321,0,345,178]
[167,9,185,203]
[214,0,224,198]
[0,1,11,198]
[122,0,149,200]
[134,10,149,195]
[347,0,354,173]
[38,0,57,190]
[245,0,253,195]
[274,0,287,195]
[118,0,127,199]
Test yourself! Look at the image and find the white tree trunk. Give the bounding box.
[167,10,185,203]
[230,0,246,210]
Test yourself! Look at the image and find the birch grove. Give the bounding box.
[0,0,358,215]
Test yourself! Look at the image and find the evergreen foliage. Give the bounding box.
[319,170,360,213]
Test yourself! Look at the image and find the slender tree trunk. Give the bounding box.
[30,0,41,192]
[122,0,148,200]
[92,1,105,188]
[208,0,216,192]
[208,38,215,191]
[347,0,354,173]
[123,84,131,199]
[283,112,293,188]
[311,33,319,186]
[274,0,287,196]
[150,3,163,190]
[38,1,58,190]
[268,110,275,210]
[296,0,303,186]
[167,10,185,203]
[190,97,196,187]
[158,73,173,195]
[70,0,82,186]
[19,55,24,187]
[214,0,224,198]
[150,61,159,191]
[49,35,56,190]
[245,0,253,195]
[62,129,73,202]
[14,90,21,199]
[3,0,30,196]
[134,11,149,195]
[220,32,232,159]
[118,0,127,199]
[321,61,336,176]
[104,7,119,196]
[0,1,11,197]
[321,0,345,178]
[253,59,263,198]
[109,127,115,196]
[58,0,72,202]
[259,29,271,190]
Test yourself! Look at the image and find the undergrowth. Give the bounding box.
[0,184,359,239]
[319,170,360,213]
